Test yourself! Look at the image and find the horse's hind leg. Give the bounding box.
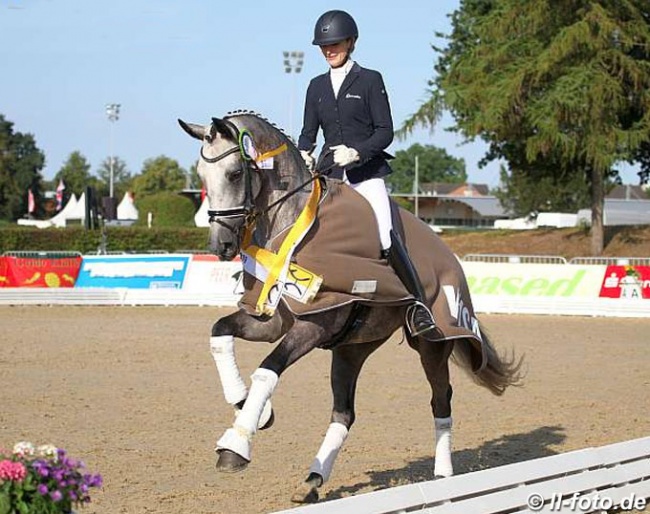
[409,335,455,478]
[210,309,283,434]
[292,339,385,504]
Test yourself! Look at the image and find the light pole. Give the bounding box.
[105,103,121,198]
[283,51,304,141]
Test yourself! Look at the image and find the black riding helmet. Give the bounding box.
[312,10,358,46]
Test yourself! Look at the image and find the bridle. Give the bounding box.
[201,118,258,223]
[199,118,337,230]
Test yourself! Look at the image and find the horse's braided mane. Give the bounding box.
[225,109,292,141]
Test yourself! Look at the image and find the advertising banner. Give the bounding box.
[75,255,189,289]
[0,255,82,288]
[0,257,7,287]
[599,265,650,300]
[462,262,605,298]
[183,254,242,294]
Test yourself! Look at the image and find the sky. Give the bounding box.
[0,0,641,189]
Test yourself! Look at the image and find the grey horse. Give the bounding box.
[178,111,522,503]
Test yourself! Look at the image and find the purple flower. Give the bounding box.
[37,484,49,495]
[50,490,63,502]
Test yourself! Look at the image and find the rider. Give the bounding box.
[298,9,436,337]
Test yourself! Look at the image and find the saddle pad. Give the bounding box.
[239,181,483,349]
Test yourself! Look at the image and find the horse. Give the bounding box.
[178,111,522,503]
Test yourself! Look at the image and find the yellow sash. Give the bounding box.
[242,178,322,315]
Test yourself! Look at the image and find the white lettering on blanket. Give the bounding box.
[443,285,482,341]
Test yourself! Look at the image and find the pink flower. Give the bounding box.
[0,459,27,481]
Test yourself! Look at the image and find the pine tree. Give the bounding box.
[403,0,650,254]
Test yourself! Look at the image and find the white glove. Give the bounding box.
[300,150,315,172]
[330,145,360,167]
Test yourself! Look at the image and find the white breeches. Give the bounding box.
[345,176,393,250]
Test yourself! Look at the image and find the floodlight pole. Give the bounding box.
[105,103,121,198]
[283,51,304,141]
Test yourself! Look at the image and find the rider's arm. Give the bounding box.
[353,71,394,164]
[298,80,319,152]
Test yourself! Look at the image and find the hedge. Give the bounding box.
[0,226,210,254]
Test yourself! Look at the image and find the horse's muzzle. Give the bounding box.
[216,242,239,262]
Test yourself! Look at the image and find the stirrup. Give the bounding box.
[406,301,437,337]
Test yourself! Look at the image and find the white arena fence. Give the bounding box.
[273,436,650,514]
[0,252,648,317]
[462,254,569,264]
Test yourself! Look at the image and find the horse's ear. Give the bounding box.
[178,119,205,141]
[211,117,238,141]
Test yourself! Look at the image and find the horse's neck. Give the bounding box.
[254,151,313,249]
[227,114,312,249]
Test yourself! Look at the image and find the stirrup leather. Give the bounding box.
[406,301,437,337]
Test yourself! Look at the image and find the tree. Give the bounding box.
[55,151,92,197]
[494,164,592,217]
[131,155,187,198]
[96,156,132,199]
[386,143,467,193]
[187,160,202,190]
[0,115,45,220]
[402,0,650,255]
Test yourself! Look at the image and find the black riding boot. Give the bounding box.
[384,231,436,337]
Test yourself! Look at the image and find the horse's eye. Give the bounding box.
[227,168,243,182]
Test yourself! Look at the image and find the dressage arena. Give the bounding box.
[2,306,648,514]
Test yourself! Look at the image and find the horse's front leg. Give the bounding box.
[210,309,284,437]
[292,339,385,504]
[215,316,334,473]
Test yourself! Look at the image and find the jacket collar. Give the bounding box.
[337,62,361,99]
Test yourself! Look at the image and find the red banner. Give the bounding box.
[0,257,7,288]
[599,265,650,300]
[0,256,82,288]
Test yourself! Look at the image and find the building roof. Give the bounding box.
[419,182,490,197]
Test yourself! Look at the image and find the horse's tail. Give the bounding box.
[452,327,524,396]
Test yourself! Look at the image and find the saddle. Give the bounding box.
[239,180,484,348]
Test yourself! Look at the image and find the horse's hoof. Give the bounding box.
[291,473,322,504]
[291,482,319,504]
[216,449,249,473]
[259,408,275,430]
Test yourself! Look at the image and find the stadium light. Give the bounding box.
[105,103,121,198]
[283,51,304,141]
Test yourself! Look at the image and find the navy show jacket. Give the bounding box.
[298,62,394,184]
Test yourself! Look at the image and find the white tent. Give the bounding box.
[194,196,209,228]
[117,192,139,220]
[49,194,79,227]
[65,191,86,222]
[16,194,79,229]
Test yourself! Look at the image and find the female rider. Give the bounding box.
[298,9,436,337]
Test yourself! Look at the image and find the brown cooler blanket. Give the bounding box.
[240,181,483,348]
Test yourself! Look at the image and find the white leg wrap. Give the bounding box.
[309,422,349,483]
[216,368,279,461]
[210,336,248,405]
[434,417,453,477]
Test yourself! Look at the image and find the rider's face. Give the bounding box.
[320,39,353,69]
